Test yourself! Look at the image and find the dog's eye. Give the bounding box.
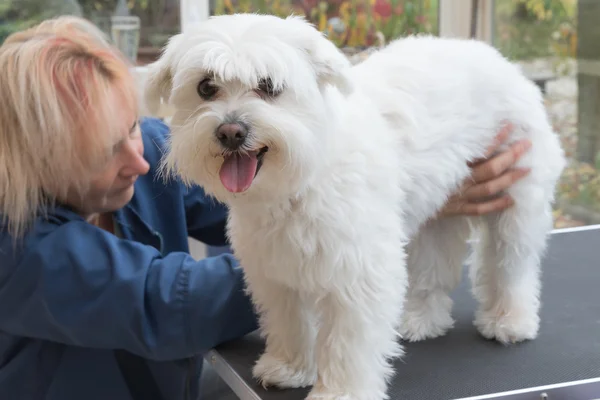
[256,78,282,98]
[197,78,219,100]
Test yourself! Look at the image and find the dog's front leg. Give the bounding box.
[249,278,318,389]
[307,269,407,400]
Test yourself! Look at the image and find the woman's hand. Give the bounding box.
[437,124,532,218]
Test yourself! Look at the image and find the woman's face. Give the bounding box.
[64,89,150,217]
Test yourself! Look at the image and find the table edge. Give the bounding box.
[205,349,263,400]
[452,377,600,399]
[550,223,600,234]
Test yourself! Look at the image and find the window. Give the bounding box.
[0,0,439,63]
[490,0,598,229]
[210,0,439,50]
[1,0,597,229]
[0,0,181,65]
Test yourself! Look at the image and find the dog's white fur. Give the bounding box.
[145,13,566,400]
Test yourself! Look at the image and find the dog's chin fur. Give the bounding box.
[145,13,566,400]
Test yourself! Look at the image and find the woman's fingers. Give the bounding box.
[470,139,532,184]
[436,122,535,219]
[456,194,515,216]
[468,123,513,167]
[464,167,531,201]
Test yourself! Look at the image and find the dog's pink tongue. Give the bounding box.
[219,152,259,193]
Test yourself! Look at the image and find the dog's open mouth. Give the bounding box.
[219,146,268,193]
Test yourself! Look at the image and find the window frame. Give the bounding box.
[180,0,210,33]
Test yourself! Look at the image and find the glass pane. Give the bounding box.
[493,0,599,229]
[211,0,439,49]
[0,0,181,65]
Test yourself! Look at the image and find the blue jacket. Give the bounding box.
[0,118,258,400]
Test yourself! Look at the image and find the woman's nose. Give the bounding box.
[121,142,150,177]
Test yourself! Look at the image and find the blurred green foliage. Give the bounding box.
[0,0,579,55]
[213,0,438,48]
[493,0,577,61]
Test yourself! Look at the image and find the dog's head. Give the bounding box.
[145,13,353,204]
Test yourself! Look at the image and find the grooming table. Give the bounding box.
[205,226,600,400]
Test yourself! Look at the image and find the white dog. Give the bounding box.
[144,13,566,400]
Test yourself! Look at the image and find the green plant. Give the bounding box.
[558,161,600,213]
[493,0,577,61]
[211,0,438,48]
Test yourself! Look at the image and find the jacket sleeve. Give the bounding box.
[140,116,231,248]
[0,222,258,361]
[183,183,231,247]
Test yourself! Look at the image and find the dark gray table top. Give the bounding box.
[208,227,600,400]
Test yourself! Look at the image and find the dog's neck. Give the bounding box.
[229,183,311,214]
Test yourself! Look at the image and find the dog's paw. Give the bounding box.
[253,353,316,389]
[399,308,454,342]
[474,306,539,345]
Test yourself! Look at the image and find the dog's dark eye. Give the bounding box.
[197,78,218,100]
[256,78,282,98]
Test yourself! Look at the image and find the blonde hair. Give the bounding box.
[0,16,139,237]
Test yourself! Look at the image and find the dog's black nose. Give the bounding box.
[215,123,248,150]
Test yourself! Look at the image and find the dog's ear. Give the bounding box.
[286,15,354,96]
[143,59,172,116]
[309,34,354,96]
[143,34,183,116]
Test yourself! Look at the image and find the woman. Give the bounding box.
[0,16,532,400]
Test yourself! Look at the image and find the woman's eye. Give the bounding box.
[257,78,282,98]
[197,78,219,100]
[130,120,139,136]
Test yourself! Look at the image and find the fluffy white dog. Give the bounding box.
[144,13,566,400]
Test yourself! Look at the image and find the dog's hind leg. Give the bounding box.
[250,279,318,389]
[399,216,472,342]
[469,198,552,344]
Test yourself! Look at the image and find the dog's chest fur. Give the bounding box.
[226,173,407,291]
